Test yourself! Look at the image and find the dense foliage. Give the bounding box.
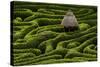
[11,1,97,66]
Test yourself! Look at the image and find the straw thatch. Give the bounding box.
[61,10,79,31]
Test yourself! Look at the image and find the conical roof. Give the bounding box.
[61,10,79,28]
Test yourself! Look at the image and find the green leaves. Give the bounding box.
[12,1,97,66]
[79,23,91,31]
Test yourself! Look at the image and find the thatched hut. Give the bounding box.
[61,10,79,32]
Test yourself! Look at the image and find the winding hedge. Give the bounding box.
[12,1,97,66]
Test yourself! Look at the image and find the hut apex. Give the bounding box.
[61,10,79,31]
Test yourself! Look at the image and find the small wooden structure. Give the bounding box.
[61,10,79,32]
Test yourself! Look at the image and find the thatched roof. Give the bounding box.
[61,10,79,29]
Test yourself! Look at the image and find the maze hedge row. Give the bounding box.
[11,1,97,66]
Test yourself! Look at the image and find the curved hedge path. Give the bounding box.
[12,1,97,66]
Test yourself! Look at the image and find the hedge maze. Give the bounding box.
[11,1,97,66]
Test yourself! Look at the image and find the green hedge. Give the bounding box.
[79,23,91,31]
[13,23,38,42]
[13,48,41,56]
[37,25,64,33]
[13,22,32,26]
[56,32,96,50]
[65,51,96,58]
[78,19,97,26]
[14,31,58,49]
[14,53,36,60]
[37,9,55,14]
[67,42,80,49]
[24,25,62,38]
[14,55,62,65]
[12,1,97,65]
[36,18,62,26]
[13,9,33,19]
[38,26,96,51]
[75,36,97,52]
[24,13,64,21]
[83,44,97,54]
[33,57,96,64]
[79,13,97,20]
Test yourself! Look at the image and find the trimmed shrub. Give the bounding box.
[15,39,26,43]
[75,36,97,52]
[24,24,63,38]
[55,26,96,47]
[78,19,97,26]
[13,48,41,56]
[36,18,62,26]
[12,2,97,65]
[37,9,55,14]
[44,40,54,53]
[13,22,32,26]
[13,9,33,19]
[74,33,96,42]
[13,49,32,53]
[14,53,36,60]
[38,26,96,51]
[26,31,58,48]
[13,43,27,49]
[15,17,22,22]
[33,57,96,64]
[24,12,63,22]
[13,23,38,42]
[56,32,96,50]
[24,15,35,22]
[67,42,80,49]
[79,23,91,31]
[65,51,96,58]
[13,26,22,31]
[83,44,97,54]
[14,4,76,12]
[31,49,41,56]
[14,55,62,65]
[14,31,58,49]
[37,25,65,33]
[79,13,97,20]
[44,9,67,15]
[76,9,94,17]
